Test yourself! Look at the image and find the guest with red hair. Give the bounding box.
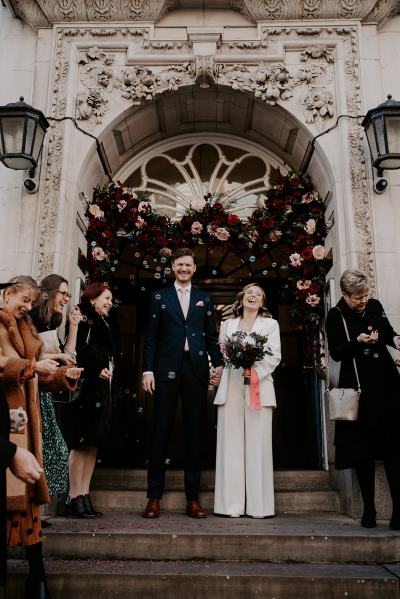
[63,282,120,518]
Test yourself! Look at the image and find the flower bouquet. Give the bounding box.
[220,331,272,385]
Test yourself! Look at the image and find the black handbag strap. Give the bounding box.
[334,307,361,392]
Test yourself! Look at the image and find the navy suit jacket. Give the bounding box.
[143,285,223,385]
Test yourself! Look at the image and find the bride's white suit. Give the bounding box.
[214,315,281,517]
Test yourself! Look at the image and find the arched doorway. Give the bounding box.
[76,84,334,472]
[97,134,325,471]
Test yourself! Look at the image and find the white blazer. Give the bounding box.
[214,316,281,408]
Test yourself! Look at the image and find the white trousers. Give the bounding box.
[214,373,275,518]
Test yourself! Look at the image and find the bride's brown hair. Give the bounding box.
[232,283,271,318]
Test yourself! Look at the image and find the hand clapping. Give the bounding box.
[357,330,379,344]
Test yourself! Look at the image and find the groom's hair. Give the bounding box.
[172,247,196,264]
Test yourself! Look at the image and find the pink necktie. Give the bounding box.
[179,288,189,350]
[179,287,189,318]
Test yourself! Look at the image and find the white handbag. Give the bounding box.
[326,308,361,421]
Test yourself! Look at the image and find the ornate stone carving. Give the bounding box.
[301,89,334,123]
[301,46,334,63]
[35,23,376,293]
[238,0,398,22]
[9,0,399,28]
[193,56,217,89]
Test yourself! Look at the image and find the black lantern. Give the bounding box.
[0,97,49,170]
[362,94,400,176]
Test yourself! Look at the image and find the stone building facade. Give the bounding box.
[1,0,400,516]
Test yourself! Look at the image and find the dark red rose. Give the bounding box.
[301,247,313,261]
[228,214,239,226]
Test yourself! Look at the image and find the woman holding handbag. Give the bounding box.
[63,282,119,518]
[326,269,400,530]
[30,274,82,499]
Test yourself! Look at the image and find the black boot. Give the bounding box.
[82,494,103,517]
[65,495,96,518]
[25,577,51,599]
[384,458,400,530]
[355,461,376,528]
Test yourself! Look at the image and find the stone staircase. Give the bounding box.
[7,469,400,598]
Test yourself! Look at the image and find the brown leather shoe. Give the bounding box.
[143,498,160,518]
[186,499,207,518]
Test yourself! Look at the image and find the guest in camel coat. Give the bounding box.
[0,276,82,598]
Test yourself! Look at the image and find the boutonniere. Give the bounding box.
[196,300,204,307]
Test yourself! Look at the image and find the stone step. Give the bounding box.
[8,559,400,598]
[90,488,341,513]
[92,469,332,491]
[40,513,400,564]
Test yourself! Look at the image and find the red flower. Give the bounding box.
[301,247,313,261]
[228,214,239,226]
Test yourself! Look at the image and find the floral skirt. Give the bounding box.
[40,391,69,495]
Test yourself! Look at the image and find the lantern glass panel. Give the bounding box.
[2,116,25,154]
[366,123,378,162]
[3,155,33,170]
[373,116,386,156]
[31,124,45,163]
[24,117,36,155]
[386,116,400,155]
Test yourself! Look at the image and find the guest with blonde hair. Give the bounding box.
[0,276,81,598]
[326,269,400,530]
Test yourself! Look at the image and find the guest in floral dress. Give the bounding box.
[30,274,82,497]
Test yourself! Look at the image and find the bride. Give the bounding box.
[214,283,281,518]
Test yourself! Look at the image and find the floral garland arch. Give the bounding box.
[85,173,329,330]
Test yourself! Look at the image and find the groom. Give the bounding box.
[142,248,223,518]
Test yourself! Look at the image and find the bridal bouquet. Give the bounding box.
[220,331,272,385]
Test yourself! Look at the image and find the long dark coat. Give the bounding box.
[326,297,400,469]
[0,383,16,586]
[61,303,120,450]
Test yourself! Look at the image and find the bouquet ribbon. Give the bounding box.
[247,367,261,411]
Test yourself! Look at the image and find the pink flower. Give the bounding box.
[304,219,316,234]
[138,201,151,213]
[215,227,230,241]
[207,224,217,236]
[285,204,293,214]
[192,198,206,211]
[312,245,325,260]
[269,229,282,242]
[135,216,145,229]
[289,252,303,267]
[248,229,259,242]
[191,221,203,235]
[296,279,312,290]
[301,191,318,204]
[117,200,127,212]
[92,247,107,261]
[306,293,320,307]
[89,204,104,219]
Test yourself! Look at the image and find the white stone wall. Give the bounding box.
[0,7,38,280]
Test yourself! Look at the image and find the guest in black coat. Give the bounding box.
[62,282,119,518]
[326,269,400,530]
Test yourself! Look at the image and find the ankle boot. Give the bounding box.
[65,495,96,518]
[25,577,51,599]
[361,504,376,528]
[390,506,400,530]
[82,494,103,517]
